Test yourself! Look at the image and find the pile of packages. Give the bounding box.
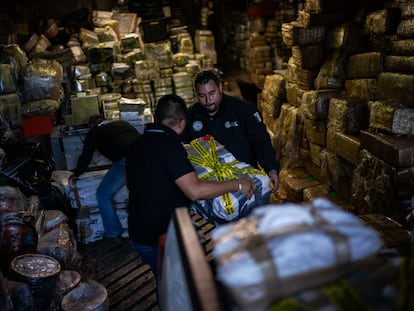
[0,184,109,311]
[211,197,413,310]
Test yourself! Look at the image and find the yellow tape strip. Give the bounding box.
[188,137,265,215]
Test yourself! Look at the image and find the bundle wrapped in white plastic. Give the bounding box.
[211,198,384,311]
[185,136,271,225]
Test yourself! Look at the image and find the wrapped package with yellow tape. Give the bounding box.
[184,135,271,225]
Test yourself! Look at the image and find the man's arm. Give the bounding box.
[244,104,280,192]
[175,171,256,201]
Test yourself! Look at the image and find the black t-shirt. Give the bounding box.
[183,94,279,173]
[126,123,195,246]
[73,120,140,177]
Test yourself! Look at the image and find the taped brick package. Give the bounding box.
[185,136,271,225]
[211,198,383,311]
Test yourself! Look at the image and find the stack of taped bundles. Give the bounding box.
[259,74,286,121]
[211,198,383,311]
[365,8,400,52]
[272,105,302,169]
[389,2,414,59]
[351,148,413,219]
[288,59,318,91]
[345,52,383,100]
[51,170,129,244]
[185,136,270,225]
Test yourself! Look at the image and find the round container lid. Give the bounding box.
[11,254,61,278]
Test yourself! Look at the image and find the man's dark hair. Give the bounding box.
[88,114,105,128]
[155,94,187,127]
[194,70,221,87]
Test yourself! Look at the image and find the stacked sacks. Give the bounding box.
[185,136,271,225]
[211,197,383,310]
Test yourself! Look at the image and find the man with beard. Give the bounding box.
[183,70,280,193]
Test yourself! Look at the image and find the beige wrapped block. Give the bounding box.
[327,97,369,134]
[351,149,409,218]
[391,39,414,56]
[376,72,414,107]
[300,89,342,120]
[384,55,414,73]
[335,132,361,165]
[345,79,377,100]
[291,44,325,69]
[346,52,384,78]
[368,101,414,135]
[302,183,329,201]
[282,21,326,47]
[272,105,302,169]
[263,74,286,97]
[364,9,400,36]
[397,19,414,39]
[309,142,323,167]
[286,82,304,107]
[285,167,322,201]
[304,118,326,145]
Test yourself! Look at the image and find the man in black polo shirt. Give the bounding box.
[126,94,256,276]
[183,70,280,192]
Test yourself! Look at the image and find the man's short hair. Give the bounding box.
[88,114,105,128]
[155,94,187,127]
[194,70,221,87]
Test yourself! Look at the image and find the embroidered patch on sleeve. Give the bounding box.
[253,111,262,123]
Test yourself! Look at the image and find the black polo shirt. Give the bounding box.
[184,94,279,173]
[126,123,195,246]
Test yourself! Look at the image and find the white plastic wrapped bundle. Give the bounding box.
[185,136,271,225]
[211,198,383,310]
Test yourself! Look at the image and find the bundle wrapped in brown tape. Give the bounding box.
[364,9,400,36]
[360,129,414,168]
[22,59,63,102]
[391,39,414,56]
[401,2,414,19]
[281,22,326,47]
[344,79,377,100]
[314,49,348,89]
[285,82,304,107]
[384,55,414,72]
[334,132,361,165]
[376,72,414,107]
[351,149,410,217]
[346,52,384,78]
[304,118,326,145]
[272,105,302,169]
[300,89,342,120]
[297,9,345,27]
[211,198,383,311]
[397,19,414,39]
[368,100,414,135]
[291,44,325,70]
[327,97,369,135]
